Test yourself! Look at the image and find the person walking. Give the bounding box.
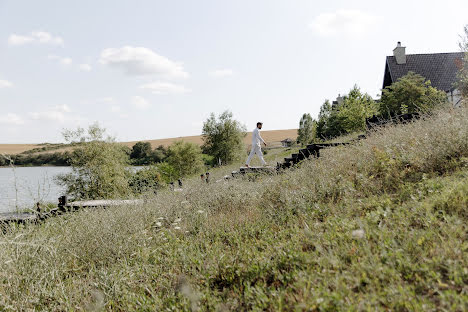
[245,122,267,167]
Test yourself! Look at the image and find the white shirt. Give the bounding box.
[252,127,265,146]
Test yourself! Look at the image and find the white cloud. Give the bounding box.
[48,55,73,66]
[110,105,121,113]
[54,104,71,113]
[131,96,151,110]
[140,81,191,95]
[309,10,380,37]
[99,46,188,78]
[210,69,233,77]
[97,97,114,103]
[8,31,64,46]
[0,113,24,125]
[29,104,72,123]
[0,80,13,88]
[30,111,66,122]
[78,63,92,72]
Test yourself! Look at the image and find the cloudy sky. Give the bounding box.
[0,0,467,143]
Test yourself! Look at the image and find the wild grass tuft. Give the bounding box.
[0,107,467,310]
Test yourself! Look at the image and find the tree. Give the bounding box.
[56,123,132,200]
[316,100,332,140]
[336,85,377,133]
[315,86,377,139]
[457,25,468,98]
[379,72,448,117]
[130,141,153,165]
[151,145,167,163]
[202,111,246,165]
[166,141,204,179]
[297,113,316,145]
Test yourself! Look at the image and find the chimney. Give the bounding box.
[336,94,344,106]
[393,41,406,65]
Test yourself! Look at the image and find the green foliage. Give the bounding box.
[128,166,162,194]
[202,111,246,165]
[166,141,204,179]
[316,86,377,139]
[457,25,468,98]
[130,141,153,165]
[151,145,168,163]
[1,151,70,167]
[1,108,468,310]
[56,123,132,200]
[379,72,448,117]
[156,162,178,183]
[297,113,316,146]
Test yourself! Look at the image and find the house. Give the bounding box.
[383,42,465,107]
[281,138,293,147]
[331,95,344,110]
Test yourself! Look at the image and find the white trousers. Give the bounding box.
[246,145,266,166]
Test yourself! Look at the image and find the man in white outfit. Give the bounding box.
[246,122,267,167]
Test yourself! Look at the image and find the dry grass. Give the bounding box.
[0,144,43,154]
[0,108,467,310]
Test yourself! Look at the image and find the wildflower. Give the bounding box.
[352,229,365,239]
[174,226,181,230]
[155,222,162,227]
[174,218,182,223]
[157,217,164,220]
[197,210,204,214]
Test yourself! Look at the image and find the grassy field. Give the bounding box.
[0,108,467,310]
[0,129,298,155]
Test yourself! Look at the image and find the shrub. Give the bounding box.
[379,72,448,117]
[166,141,204,179]
[56,123,132,200]
[202,111,246,165]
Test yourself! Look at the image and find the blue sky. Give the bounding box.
[0,0,467,143]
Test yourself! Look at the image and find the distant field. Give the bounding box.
[0,129,298,155]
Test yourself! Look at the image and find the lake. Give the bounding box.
[0,167,70,213]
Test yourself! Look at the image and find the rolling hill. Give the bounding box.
[0,129,298,155]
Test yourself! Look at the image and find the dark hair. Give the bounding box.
[256,122,263,127]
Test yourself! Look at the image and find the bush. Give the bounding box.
[379,72,448,117]
[56,123,132,200]
[166,141,204,179]
[128,166,162,194]
[202,111,246,165]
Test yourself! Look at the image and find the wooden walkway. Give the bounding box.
[0,199,144,227]
[66,199,143,209]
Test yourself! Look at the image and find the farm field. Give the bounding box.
[0,129,298,155]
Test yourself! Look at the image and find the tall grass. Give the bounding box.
[0,107,467,311]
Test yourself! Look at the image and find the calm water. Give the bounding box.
[0,167,71,213]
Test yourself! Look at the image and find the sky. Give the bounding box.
[0,0,467,143]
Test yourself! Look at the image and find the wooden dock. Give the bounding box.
[0,212,37,224]
[65,199,144,209]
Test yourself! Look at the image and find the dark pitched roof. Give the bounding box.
[384,52,465,92]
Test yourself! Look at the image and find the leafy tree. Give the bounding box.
[316,86,376,139]
[457,25,468,99]
[130,141,153,165]
[166,141,204,179]
[379,72,448,117]
[202,111,246,165]
[56,123,132,200]
[316,100,332,140]
[151,145,167,163]
[336,85,377,133]
[297,113,316,145]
